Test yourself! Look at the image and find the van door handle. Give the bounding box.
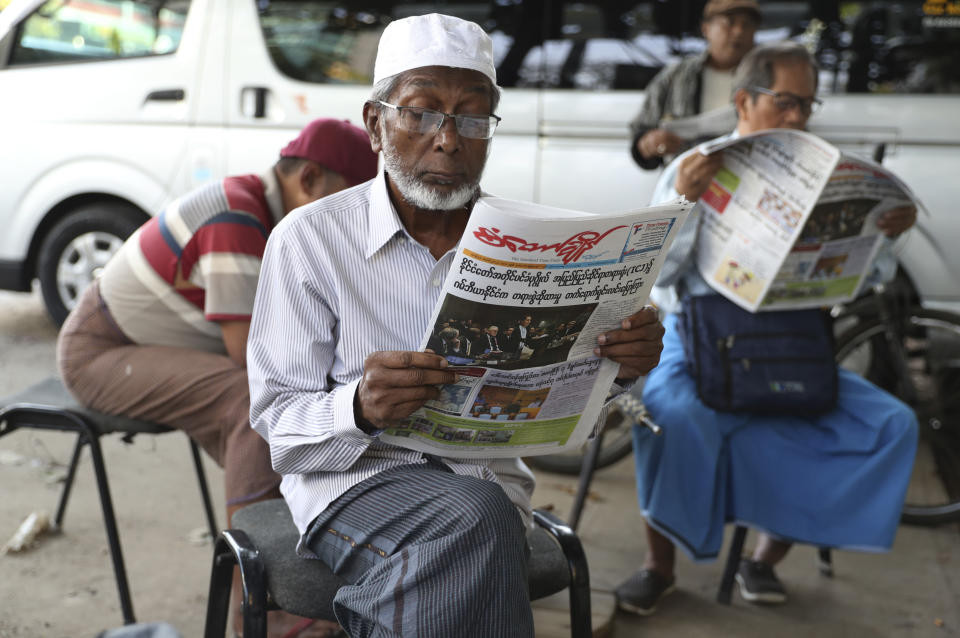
[144,89,185,103]
[241,86,270,118]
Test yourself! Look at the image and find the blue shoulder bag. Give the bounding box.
[678,294,838,415]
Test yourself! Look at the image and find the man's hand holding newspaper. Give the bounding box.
[594,306,665,380]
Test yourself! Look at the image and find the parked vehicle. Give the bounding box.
[0,0,957,324]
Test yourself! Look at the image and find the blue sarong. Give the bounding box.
[635,314,918,561]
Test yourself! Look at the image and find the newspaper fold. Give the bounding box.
[694,128,924,312]
[377,196,691,458]
[660,105,738,141]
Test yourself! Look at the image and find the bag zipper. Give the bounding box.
[729,331,820,341]
[717,335,733,404]
[739,355,833,371]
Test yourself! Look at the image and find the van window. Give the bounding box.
[532,0,960,94]
[523,2,680,91]
[808,1,960,95]
[9,0,189,66]
[255,1,543,87]
[255,1,960,93]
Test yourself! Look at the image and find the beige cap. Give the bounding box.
[702,0,762,21]
[372,13,496,86]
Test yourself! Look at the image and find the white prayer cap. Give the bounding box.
[373,13,496,87]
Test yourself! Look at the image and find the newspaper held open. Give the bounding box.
[377,196,691,459]
[694,128,924,312]
[660,105,737,141]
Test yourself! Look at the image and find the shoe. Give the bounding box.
[614,569,676,616]
[735,559,787,604]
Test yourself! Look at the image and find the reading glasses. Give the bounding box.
[749,86,823,115]
[375,100,501,140]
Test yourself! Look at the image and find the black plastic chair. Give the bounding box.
[204,499,592,638]
[0,376,218,624]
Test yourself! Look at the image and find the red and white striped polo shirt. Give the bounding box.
[99,171,284,353]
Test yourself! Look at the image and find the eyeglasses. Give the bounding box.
[375,100,501,140]
[749,86,823,115]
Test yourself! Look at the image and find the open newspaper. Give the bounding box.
[694,128,923,312]
[378,197,691,459]
[660,105,737,142]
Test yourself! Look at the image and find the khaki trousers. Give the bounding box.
[57,282,279,506]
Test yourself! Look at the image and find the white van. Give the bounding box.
[0,0,957,323]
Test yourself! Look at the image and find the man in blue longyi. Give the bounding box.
[615,41,919,615]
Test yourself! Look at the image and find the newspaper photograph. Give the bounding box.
[693,129,922,312]
[378,196,691,458]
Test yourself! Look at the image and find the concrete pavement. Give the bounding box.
[1,289,958,637]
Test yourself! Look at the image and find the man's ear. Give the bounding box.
[299,161,323,194]
[733,88,751,121]
[363,101,383,154]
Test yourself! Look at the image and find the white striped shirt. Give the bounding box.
[248,171,536,549]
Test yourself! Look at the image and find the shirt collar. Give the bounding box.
[694,49,711,68]
[364,170,488,260]
[260,168,286,227]
[365,170,410,259]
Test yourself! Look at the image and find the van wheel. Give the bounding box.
[38,203,146,326]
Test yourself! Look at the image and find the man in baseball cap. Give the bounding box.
[57,118,376,637]
[279,117,378,192]
[247,13,665,638]
[629,0,761,169]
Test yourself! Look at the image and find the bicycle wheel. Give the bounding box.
[835,307,960,525]
[524,407,635,475]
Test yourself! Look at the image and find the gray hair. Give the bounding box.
[439,327,460,341]
[732,41,819,99]
[369,71,501,113]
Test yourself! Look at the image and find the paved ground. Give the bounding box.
[1,289,958,637]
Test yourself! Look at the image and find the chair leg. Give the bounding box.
[53,434,85,529]
[204,530,268,638]
[533,509,592,638]
[717,525,748,605]
[568,427,605,532]
[204,537,237,638]
[86,432,136,624]
[189,439,219,541]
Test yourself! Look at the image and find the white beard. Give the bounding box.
[381,139,481,211]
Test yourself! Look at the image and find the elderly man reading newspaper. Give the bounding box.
[248,14,665,638]
[615,41,919,616]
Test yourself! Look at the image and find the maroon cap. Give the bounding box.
[703,0,762,21]
[280,118,378,187]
